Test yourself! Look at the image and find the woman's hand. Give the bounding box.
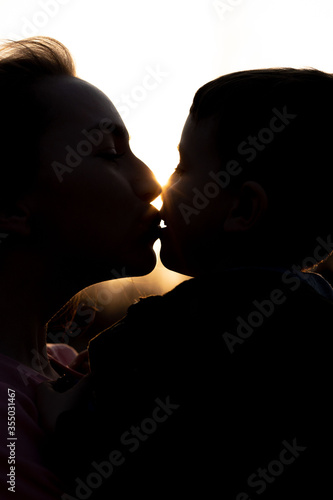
[69,349,90,374]
[36,373,93,434]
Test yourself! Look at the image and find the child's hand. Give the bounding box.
[36,374,93,433]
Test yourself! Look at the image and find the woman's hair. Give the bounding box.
[189,68,333,266]
[0,37,76,206]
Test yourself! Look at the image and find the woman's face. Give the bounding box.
[160,114,236,276]
[29,76,161,282]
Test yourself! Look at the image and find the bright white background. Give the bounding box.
[3,0,333,187]
[1,0,333,315]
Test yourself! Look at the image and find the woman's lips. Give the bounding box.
[138,209,163,243]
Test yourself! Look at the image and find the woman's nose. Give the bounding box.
[131,157,162,203]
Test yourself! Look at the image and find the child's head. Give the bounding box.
[160,68,333,277]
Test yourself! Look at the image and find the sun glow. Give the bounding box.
[3,0,333,196]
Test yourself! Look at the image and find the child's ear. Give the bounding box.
[0,202,32,238]
[223,181,268,232]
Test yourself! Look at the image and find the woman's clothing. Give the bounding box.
[0,344,82,499]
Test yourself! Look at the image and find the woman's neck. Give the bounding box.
[0,253,80,379]
[0,298,60,379]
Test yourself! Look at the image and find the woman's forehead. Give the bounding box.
[35,75,124,136]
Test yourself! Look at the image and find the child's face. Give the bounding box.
[160,114,236,276]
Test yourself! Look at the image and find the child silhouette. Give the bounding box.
[41,68,333,498]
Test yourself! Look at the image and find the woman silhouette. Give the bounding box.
[0,37,161,499]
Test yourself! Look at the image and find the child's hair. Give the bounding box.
[190,68,333,266]
[0,37,76,207]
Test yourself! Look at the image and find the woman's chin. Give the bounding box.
[73,246,158,286]
[123,245,158,277]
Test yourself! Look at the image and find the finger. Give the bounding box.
[70,349,90,372]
